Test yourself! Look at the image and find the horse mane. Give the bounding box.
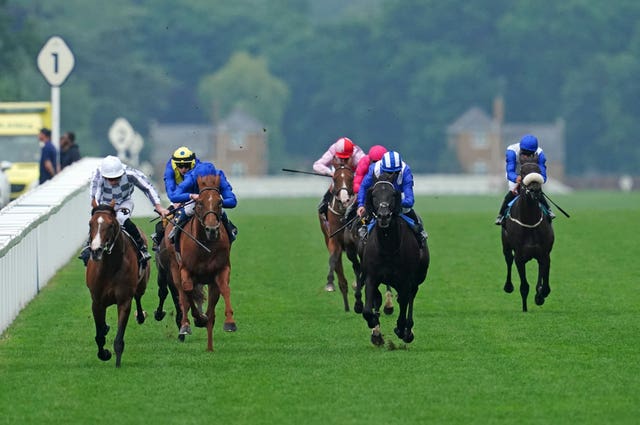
[197,173,220,189]
[91,204,116,215]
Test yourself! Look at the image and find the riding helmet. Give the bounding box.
[380,151,403,173]
[100,155,125,179]
[368,145,388,162]
[335,137,354,159]
[172,146,196,169]
[519,134,539,153]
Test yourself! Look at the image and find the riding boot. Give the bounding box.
[495,191,517,225]
[407,209,428,246]
[78,236,90,266]
[222,211,238,243]
[540,197,556,221]
[318,190,331,221]
[151,221,165,252]
[124,219,151,265]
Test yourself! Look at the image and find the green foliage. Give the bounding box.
[1,193,640,424]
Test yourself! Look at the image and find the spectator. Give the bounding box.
[59,131,81,169]
[38,127,57,183]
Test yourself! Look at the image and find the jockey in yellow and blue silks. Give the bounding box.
[168,161,238,249]
[495,134,555,225]
[356,150,427,245]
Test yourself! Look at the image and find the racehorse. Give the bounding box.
[501,162,555,312]
[167,173,237,351]
[85,203,150,367]
[359,179,429,346]
[319,164,359,311]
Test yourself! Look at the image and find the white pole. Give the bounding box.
[51,85,61,170]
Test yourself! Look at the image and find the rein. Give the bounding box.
[196,186,222,228]
[508,183,544,228]
[328,167,355,216]
[91,210,121,255]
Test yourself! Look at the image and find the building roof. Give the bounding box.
[447,107,495,133]
[148,122,214,165]
[217,108,263,133]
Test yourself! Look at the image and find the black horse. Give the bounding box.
[501,162,555,312]
[359,180,429,346]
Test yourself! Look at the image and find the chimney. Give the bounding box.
[493,95,504,124]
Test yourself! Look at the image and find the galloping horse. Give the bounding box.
[319,164,359,311]
[167,173,236,351]
[85,203,150,367]
[359,180,429,346]
[501,162,555,312]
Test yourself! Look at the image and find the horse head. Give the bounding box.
[370,180,400,228]
[332,166,355,209]
[195,174,223,241]
[88,203,120,261]
[520,162,544,202]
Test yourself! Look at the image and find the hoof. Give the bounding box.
[504,282,514,293]
[325,283,335,292]
[371,333,384,346]
[403,332,415,344]
[354,300,363,314]
[154,309,166,321]
[223,322,237,332]
[383,306,394,315]
[98,349,112,362]
[135,310,147,324]
[535,294,545,306]
[179,324,192,335]
[178,334,186,342]
[194,314,208,328]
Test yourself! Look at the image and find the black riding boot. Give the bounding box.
[318,190,331,220]
[78,236,90,266]
[221,211,238,243]
[495,191,517,225]
[406,209,428,246]
[123,218,151,265]
[540,197,556,221]
[151,221,165,252]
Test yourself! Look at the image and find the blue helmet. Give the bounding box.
[519,134,538,152]
[380,151,403,172]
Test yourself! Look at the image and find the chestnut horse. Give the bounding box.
[501,162,555,312]
[319,165,359,311]
[85,204,150,367]
[166,173,237,351]
[359,180,429,346]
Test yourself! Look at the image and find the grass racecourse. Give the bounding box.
[1,191,639,424]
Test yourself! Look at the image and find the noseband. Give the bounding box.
[90,209,121,255]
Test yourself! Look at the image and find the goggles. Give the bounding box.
[175,162,193,169]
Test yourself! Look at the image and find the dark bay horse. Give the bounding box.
[167,174,237,351]
[501,162,555,312]
[85,204,150,367]
[319,164,359,311]
[359,180,429,346]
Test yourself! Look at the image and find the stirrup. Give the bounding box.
[495,215,504,225]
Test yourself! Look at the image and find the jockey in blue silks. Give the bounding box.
[495,134,555,225]
[356,150,427,245]
[168,161,238,249]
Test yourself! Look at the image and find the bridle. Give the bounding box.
[508,179,544,228]
[328,166,355,216]
[90,209,121,255]
[195,186,222,233]
[371,180,397,227]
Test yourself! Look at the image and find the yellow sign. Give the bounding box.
[0,114,46,135]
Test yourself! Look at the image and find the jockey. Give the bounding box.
[151,146,202,248]
[313,137,365,221]
[353,145,388,194]
[495,134,555,225]
[356,151,427,245]
[167,161,238,250]
[79,155,169,266]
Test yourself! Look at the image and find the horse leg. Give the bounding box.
[154,268,169,321]
[176,288,192,340]
[168,277,182,330]
[325,246,338,292]
[515,257,529,312]
[334,251,350,312]
[394,286,418,343]
[133,293,146,324]
[92,302,112,362]
[383,285,394,315]
[535,256,551,306]
[205,286,221,352]
[181,269,207,327]
[362,279,383,346]
[215,267,237,332]
[503,246,514,293]
[114,299,132,368]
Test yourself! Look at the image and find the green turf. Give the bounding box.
[1,192,639,424]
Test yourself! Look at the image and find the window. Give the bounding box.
[472,132,488,149]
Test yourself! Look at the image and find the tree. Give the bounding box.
[197,51,290,172]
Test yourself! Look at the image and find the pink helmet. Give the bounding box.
[335,137,354,159]
[368,145,388,162]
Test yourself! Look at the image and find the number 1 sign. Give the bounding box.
[37,36,75,87]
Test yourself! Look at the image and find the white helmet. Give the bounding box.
[100,155,125,178]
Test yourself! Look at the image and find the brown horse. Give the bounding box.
[166,174,237,351]
[501,162,555,312]
[85,204,150,367]
[319,164,359,311]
